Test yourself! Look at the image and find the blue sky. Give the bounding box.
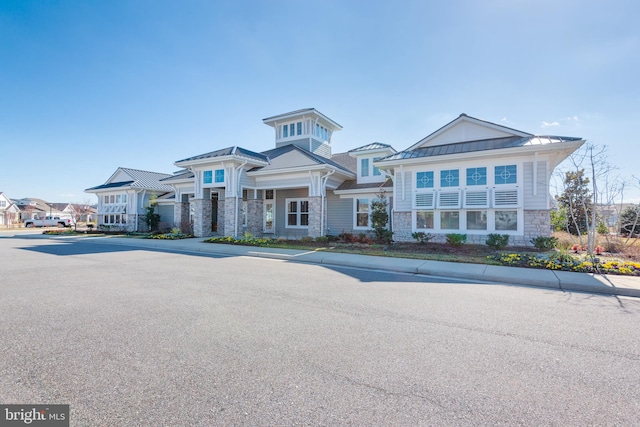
[1,0,639,203]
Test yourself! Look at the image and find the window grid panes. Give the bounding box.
[466,167,487,186]
[215,169,224,183]
[416,172,434,189]
[286,199,309,227]
[440,169,459,187]
[495,165,517,185]
[356,199,369,227]
[203,170,212,184]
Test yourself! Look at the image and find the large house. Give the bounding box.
[86,109,584,245]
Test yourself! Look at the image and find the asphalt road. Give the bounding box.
[1,234,639,426]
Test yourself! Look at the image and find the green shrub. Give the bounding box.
[411,231,433,244]
[315,236,328,243]
[530,236,559,251]
[486,233,509,250]
[300,236,314,243]
[446,233,467,246]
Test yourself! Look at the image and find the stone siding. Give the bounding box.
[392,211,412,242]
[174,202,191,234]
[308,196,322,238]
[523,209,551,245]
[246,199,263,236]
[223,197,238,237]
[192,198,212,237]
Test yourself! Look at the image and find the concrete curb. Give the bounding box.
[49,235,640,298]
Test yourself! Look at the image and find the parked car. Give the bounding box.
[24,216,72,228]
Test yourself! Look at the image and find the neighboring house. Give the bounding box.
[87,109,584,245]
[0,192,19,227]
[85,167,174,231]
[12,198,67,221]
[49,203,98,224]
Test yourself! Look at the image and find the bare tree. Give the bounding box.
[556,143,625,255]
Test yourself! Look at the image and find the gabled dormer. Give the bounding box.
[348,142,396,184]
[263,108,342,159]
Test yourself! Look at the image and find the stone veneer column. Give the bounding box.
[192,198,212,237]
[223,196,238,237]
[392,211,412,242]
[523,209,551,246]
[247,199,263,236]
[308,196,322,238]
[174,202,191,234]
[216,199,225,235]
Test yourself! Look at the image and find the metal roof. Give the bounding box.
[85,181,134,191]
[348,142,395,153]
[175,146,268,164]
[254,144,354,175]
[335,179,393,192]
[378,135,583,162]
[160,170,194,182]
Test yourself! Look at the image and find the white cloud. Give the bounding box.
[541,121,560,128]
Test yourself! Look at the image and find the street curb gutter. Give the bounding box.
[59,236,640,298]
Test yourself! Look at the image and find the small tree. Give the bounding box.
[370,191,393,244]
[143,195,161,232]
[556,169,593,236]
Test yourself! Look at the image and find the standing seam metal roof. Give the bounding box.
[378,135,583,162]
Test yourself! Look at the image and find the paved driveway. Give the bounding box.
[1,235,640,425]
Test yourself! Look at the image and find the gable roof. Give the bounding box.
[175,146,268,165]
[252,144,354,175]
[408,113,532,151]
[348,142,395,153]
[379,135,584,163]
[85,167,173,192]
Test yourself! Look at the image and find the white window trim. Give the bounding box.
[285,198,309,229]
[353,198,371,230]
[413,210,435,231]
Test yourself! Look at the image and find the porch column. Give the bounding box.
[192,198,212,237]
[308,196,322,238]
[223,196,239,237]
[246,199,263,236]
[174,201,190,234]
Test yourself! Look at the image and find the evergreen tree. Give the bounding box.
[619,205,640,236]
[556,169,593,235]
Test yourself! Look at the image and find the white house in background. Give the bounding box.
[86,110,584,245]
[85,167,174,231]
[0,192,19,227]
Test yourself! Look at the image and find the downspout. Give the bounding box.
[234,161,247,237]
[378,167,395,234]
[533,151,538,197]
[319,169,335,236]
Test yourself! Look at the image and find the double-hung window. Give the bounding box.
[355,198,370,228]
[286,199,309,228]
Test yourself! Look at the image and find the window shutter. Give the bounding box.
[414,192,435,209]
[493,189,519,207]
[438,190,461,208]
[464,189,489,208]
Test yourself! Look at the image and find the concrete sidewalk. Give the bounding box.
[54,235,639,299]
